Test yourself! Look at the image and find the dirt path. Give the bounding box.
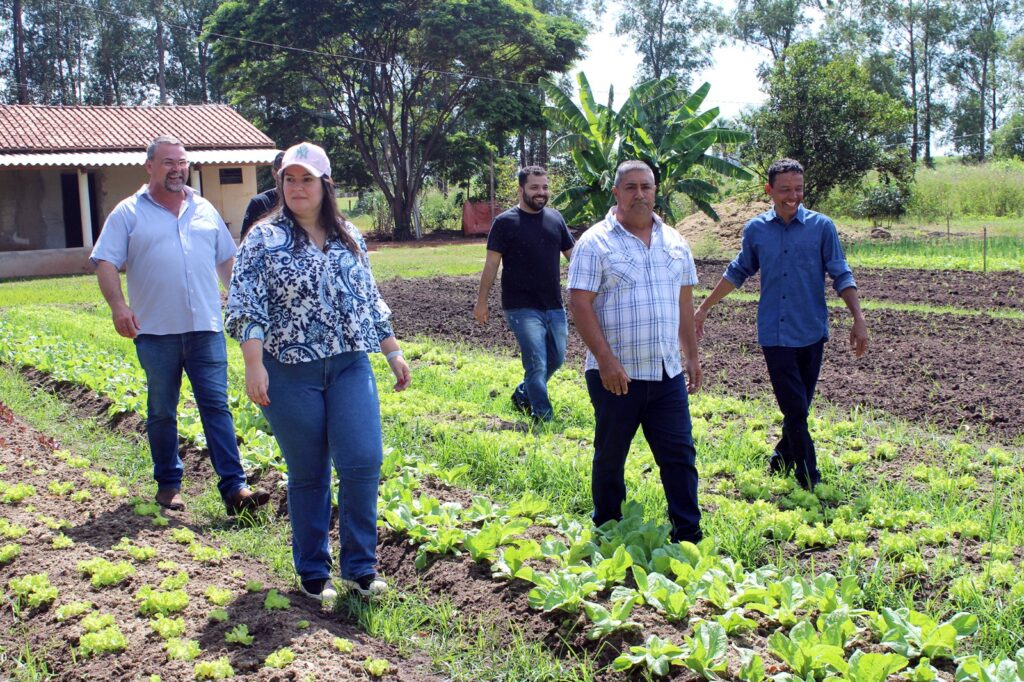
[379,275,1024,442]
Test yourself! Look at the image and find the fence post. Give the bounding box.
[983,226,987,273]
[946,212,950,239]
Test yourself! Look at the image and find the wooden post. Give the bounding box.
[983,226,987,273]
[489,150,495,223]
[946,212,950,239]
[78,169,93,248]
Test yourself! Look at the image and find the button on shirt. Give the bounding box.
[225,216,394,364]
[724,205,856,348]
[568,210,698,381]
[90,185,236,335]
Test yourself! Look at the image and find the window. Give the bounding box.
[218,167,243,185]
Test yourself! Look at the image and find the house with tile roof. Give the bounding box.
[0,104,278,278]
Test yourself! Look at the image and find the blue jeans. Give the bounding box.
[260,351,383,582]
[585,369,701,542]
[762,339,826,489]
[504,308,567,421]
[134,332,247,500]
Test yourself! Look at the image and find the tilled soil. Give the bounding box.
[0,399,441,681]
[378,268,1024,442]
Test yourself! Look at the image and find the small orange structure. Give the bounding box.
[461,200,499,236]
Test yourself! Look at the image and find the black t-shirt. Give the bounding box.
[486,206,575,310]
[240,188,279,239]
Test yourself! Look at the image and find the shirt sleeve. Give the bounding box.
[89,202,131,269]
[559,217,575,252]
[240,197,261,236]
[225,228,269,344]
[212,207,237,264]
[567,236,602,293]
[723,221,760,289]
[352,224,395,343]
[822,218,856,292]
[485,216,506,253]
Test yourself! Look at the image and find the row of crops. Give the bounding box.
[1,304,1023,679]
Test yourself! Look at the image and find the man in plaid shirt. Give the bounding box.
[568,160,703,544]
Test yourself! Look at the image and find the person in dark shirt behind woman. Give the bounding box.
[226,142,410,603]
[694,158,868,490]
[473,166,574,422]
[239,151,284,240]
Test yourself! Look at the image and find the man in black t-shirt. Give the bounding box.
[474,166,575,422]
[240,151,284,240]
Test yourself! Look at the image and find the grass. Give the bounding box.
[844,235,1024,272]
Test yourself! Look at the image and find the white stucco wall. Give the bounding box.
[0,168,66,250]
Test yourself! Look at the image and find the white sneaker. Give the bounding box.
[341,574,388,597]
[299,578,338,603]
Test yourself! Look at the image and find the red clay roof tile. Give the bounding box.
[0,104,275,153]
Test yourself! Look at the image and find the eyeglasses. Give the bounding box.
[160,159,189,169]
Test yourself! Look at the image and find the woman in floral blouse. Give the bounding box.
[226,142,410,602]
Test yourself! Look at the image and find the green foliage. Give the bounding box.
[768,620,848,678]
[136,585,190,616]
[363,657,392,677]
[855,184,910,225]
[540,72,750,226]
[0,518,28,539]
[203,585,235,606]
[739,40,912,206]
[164,637,201,661]
[0,481,37,504]
[78,625,128,657]
[0,542,21,564]
[77,557,136,588]
[55,600,94,621]
[992,112,1024,161]
[150,614,187,640]
[8,572,59,609]
[265,647,295,669]
[613,634,686,676]
[225,624,254,646]
[263,589,291,610]
[81,611,115,632]
[876,607,979,660]
[333,637,355,653]
[193,656,234,680]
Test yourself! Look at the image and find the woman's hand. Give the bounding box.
[245,362,270,406]
[388,355,411,392]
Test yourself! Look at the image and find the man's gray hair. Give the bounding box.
[146,135,185,160]
[613,160,656,187]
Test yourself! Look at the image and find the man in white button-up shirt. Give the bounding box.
[569,160,703,544]
[91,135,267,515]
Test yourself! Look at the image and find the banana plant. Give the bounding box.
[539,72,752,227]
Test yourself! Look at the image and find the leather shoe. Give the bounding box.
[155,488,185,511]
[225,487,270,516]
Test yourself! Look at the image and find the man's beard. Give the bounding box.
[164,175,185,192]
[524,193,547,211]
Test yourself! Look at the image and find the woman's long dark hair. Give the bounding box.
[270,176,359,254]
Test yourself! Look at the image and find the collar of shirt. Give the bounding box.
[605,208,665,243]
[135,183,196,216]
[766,203,808,226]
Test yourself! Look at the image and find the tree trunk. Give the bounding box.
[908,8,919,163]
[155,3,167,104]
[13,0,28,103]
[518,132,526,167]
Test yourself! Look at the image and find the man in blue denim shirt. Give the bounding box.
[475,166,575,422]
[695,158,868,489]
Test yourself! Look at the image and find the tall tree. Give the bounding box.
[19,0,92,103]
[208,0,586,240]
[613,0,724,86]
[732,0,810,69]
[12,0,28,103]
[87,0,152,104]
[946,0,1013,161]
[739,40,913,205]
[166,0,222,103]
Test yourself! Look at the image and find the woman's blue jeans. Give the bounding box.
[260,351,383,582]
[504,308,567,421]
[134,332,247,500]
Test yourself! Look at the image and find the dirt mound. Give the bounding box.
[674,197,771,252]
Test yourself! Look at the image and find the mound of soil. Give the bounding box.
[379,274,1024,442]
[0,401,440,681]
[674,198,771,252]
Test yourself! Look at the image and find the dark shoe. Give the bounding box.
[155,488,185,511]
[299,578,338,603]
[671,529,703,545]
[341,573,388,597]
[225,487,270,516]
[768,451,789,474]
[511,390,531,415]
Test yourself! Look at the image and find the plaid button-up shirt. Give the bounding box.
[568,209,698,381]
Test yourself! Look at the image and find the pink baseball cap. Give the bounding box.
[279,142,331,178]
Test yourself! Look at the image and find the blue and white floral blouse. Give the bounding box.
[225,215,394,364]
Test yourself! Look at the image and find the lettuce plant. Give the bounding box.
[193,656,234,680]
[612,634,686,677]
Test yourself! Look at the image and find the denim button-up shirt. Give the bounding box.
[225,216,394,364]
[568,209,699,381]
[724,205,856,348]
[90,185,236,335]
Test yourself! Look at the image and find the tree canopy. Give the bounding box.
[739,40,912,206]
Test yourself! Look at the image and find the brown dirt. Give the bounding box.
[0,400,442,681]
[674,197,773,253]
[379,270,1024,443]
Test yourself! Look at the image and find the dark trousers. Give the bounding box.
[585,369,701,542]
[762,338,826,488]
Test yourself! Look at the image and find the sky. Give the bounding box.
[573,2,769,121]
